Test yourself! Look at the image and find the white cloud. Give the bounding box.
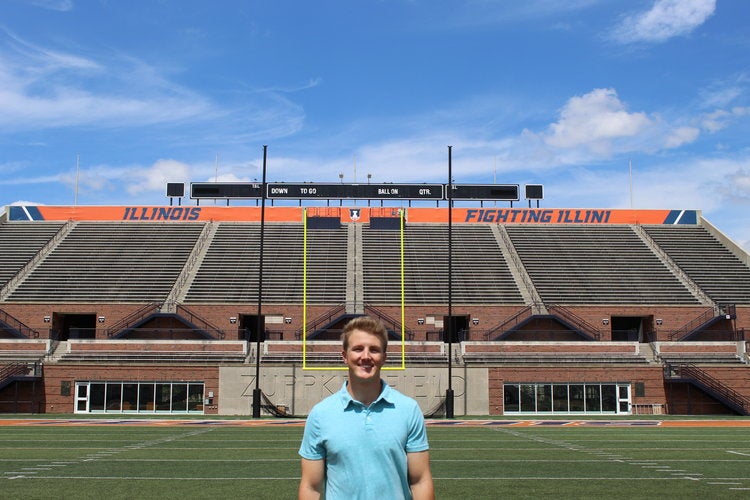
[721,166,750,202]
[0,33,214,131]
[0,32,308,150]
[8,200,47,206]
[700,107,750,133]
[16,0,73,12]
[612,0,716,44]
[125,160,193,196]
[543,88,652,154]
[523,88,699,162]
[664,126,700,148]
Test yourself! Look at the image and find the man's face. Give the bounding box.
[342,329,387,382]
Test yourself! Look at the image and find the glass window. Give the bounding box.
[553,385,568,412]
[156,384,171,411]
[171,384,188,412]
[537,384,552,412]
[503,384,520,412]
[105,383,122,411]
[139,383,155,412]
[520,385,536,412]
[74,382,205,414]
[188,385,204,412]
[122,384,138,412]
[585,385,601,412]
[502,382,630,415]
[89,383,105,411]
[569,385,585,412]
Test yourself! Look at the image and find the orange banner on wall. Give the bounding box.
[405,208,698,225]
[7,205,699,226]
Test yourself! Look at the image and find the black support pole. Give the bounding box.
[446,145,455,419]
[252,145,268,418]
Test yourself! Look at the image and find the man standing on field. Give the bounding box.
[298,316,434,500]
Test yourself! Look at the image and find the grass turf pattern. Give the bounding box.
[0,424,749,499]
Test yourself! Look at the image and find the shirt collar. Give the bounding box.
[339,380,394,409]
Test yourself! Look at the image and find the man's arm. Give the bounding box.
[407,450,435,500]
[298,458,325,500]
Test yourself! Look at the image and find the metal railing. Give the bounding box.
[364,304,414,340]
[666,363,749,415]
[482,306,534,340]
[176,304,225,339]
[105,302,162,337]
[547,304,602,340]
[0,362,41,388]
[294,304,346,339]
[669,304,737,341]
[0,309,39,338]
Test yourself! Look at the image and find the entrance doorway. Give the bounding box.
[443,315,469,342]
[53,313,96,341]
[240,314,266,342]
[611,316,653,342]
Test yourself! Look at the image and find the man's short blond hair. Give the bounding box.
[341,316,388,351]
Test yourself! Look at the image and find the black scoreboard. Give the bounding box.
[266,183,443,200]
[449,184,519,201]
[189,181,534,201]
[191,182,262,199]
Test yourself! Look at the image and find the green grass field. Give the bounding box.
[1,421,749,499]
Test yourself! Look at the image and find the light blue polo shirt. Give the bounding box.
[299,381,429,500]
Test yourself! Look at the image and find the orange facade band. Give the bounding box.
[8,205,699,226]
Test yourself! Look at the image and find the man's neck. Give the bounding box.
[347,378,383,407]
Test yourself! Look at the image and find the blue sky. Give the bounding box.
[2,0,750,248]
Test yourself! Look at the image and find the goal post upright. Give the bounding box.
[302,207,308,370]
[302,207,407,371]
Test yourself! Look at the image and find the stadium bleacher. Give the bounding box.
[5,222,205,303]
[505,225,702,305]
[644,225,750,304]
[0,222,65,292]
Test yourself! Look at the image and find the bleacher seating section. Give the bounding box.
[2,220,750,308]
[0,222,64,288]
[644,225,750,305]
[505,225,701,304]
[184,223,347,304]
[6,222,205,302]
[362,224,525,304]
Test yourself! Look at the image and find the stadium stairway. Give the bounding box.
[162,221,219,310]
[491,225,545,311]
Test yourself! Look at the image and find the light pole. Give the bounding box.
[252,145,268,418]
[446,146,455,419]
